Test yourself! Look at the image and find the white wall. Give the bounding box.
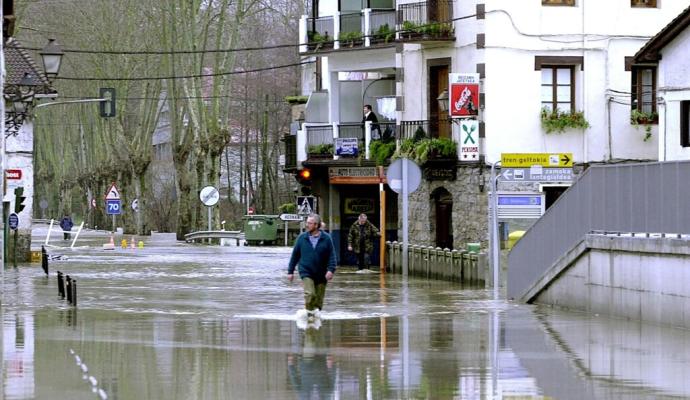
[478,0,687,163]
[657,27,690,161]
[5,121,34,230]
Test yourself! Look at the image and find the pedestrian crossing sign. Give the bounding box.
[296,196,316,215]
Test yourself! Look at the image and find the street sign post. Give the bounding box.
[499,167,573,182]
[106,199,122,215]
[279,214,302,222]
[199,186,219,236]
[8,213,19,230]
[296,196,316,215]
[386,158,422,279]
[500,153,573,168]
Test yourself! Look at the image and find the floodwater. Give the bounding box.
[2,235,690,399]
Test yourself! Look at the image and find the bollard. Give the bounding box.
[71,280,77,307]
[57,271,65,298]
[41,246,49,275]
[138,241,144,249]
[66,276,73,303]
[121,239,128,249]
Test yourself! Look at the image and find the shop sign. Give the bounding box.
[329,167,385,184]
[335,138,358,156]
[344,198,375,215]
[449,73,480,117]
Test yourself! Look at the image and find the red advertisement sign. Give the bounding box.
[5,169,22,180]
[450,82,480,117]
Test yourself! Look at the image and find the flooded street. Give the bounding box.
[2,238,690,399]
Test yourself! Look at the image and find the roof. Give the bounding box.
[3,37,55,93]
[634,4,690,63]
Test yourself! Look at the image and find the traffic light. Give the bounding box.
[14,186,26,213]
[296,168,313,196]
[99,87,116,118]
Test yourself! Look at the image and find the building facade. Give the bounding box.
[289,0,687,262]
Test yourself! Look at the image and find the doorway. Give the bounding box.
[429,61,451,138]
[542,185,570,210]
[432,187,453,249]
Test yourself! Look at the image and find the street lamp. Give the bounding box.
[39,38,65,83]
[4,39,64,136]
[436,89,449,113]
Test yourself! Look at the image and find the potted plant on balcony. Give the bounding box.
[338,31,363,47]
[373,24,395,44]
[393,136,457,165]
[630,109,657,141]
[307,31,332,51]
[540,107,590,133]
[370,139,396,166]
[401,21,422,40]
[307,143,334,159]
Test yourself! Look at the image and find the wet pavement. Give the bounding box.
[2,234,690,399]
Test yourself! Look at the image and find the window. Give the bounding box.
[682,101,690,148]
[541,66,574,112]
[631,66,656,114]
[631,0,656,8]
[542,0,575,5]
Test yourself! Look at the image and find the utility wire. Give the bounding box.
[54,59,314,81]
[17,13,478,56]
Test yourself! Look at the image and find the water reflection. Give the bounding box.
[287,328,335,399]
[3,245,690,399]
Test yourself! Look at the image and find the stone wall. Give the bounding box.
[399,164,489,250]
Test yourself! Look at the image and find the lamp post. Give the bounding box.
[39,38,64,83]
[4,39,64,137]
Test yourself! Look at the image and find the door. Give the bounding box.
[434,189,453,250]
[429,64,450,138]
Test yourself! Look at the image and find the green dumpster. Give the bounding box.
[243,215,279,245]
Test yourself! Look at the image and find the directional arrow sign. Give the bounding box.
[499,168,573,182]
[279,213,302,221]
[501,153,573,168]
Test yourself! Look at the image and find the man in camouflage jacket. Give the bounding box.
[347,213,380,271]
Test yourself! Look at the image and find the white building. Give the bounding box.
[293,0,688,253]
[633,4,690,161]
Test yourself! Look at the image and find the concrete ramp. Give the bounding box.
[523,233,690,329]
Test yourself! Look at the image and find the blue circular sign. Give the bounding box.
[8,213,19,230]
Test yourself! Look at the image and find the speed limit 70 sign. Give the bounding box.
[106,199,122,215]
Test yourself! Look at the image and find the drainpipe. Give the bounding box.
[607,96,612,161]
[582,0,588,163]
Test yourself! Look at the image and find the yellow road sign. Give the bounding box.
[501,153,573,168]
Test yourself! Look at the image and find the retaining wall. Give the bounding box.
[386,241,488,285]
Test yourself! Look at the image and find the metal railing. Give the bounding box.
[398,119,452,140]
[340,13,363,38]
[397,0,454,37]
[305,125,333,147]
[306,16,334,45]
[508,161,690,300]
[369,10,396,43]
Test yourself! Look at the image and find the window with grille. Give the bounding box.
[542,0,575,6]
[631,0,656,8]
[541,66,575,112]
[631,66,656,116]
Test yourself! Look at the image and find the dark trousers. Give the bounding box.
[357,251,368,270]
[63,232,71,240]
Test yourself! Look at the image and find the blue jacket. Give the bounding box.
[288,231,337,283]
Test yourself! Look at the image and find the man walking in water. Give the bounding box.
[288,213,337,320]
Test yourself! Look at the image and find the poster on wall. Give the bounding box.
[449,73,480,117]
[335,138,359,156]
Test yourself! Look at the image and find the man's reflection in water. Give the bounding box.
[287,328,336,399]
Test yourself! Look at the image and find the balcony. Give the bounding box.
[398,119,452,140]
[300,7,396,54]
[397,0,455,43]
[296,122,398,164]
